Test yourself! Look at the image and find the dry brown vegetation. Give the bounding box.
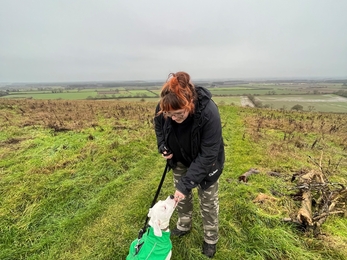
[0,99,156,133]
[239,108,347,236]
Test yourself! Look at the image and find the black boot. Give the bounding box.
[202,241,216,258]
[170,227,190,237]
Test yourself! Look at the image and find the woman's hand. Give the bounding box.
[162,152,173,159]
[173,190,185,203]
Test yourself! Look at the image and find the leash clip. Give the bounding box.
[134,228,145,255]
[135,240,144,255]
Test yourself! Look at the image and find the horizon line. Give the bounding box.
[2,76,347,85]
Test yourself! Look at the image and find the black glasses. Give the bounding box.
[164,109,186,118]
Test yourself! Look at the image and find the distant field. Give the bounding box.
[211,96,242,105]
[256,94,347,113]
[210,88,294,95]
[1,91,94,100]
[137,95,347,113]
[1,82,346,113]
[1,89,158,100]
[209,83,345,96]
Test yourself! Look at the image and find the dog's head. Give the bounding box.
[148,195,176,237]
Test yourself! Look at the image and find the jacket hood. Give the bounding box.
[195,85,212,109]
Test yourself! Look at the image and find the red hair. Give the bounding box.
[158,71,197,116]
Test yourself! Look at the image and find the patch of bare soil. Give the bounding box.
[241,96,255,107]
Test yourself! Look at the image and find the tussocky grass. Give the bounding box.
[0,100,347,259]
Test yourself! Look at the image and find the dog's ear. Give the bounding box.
[148,207,162,237]
[148,208,153,218]
[151,218,162,237]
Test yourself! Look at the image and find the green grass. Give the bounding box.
[1,101,347,259]
[0,120,158,259]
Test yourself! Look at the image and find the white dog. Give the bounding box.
[126,195,176,260]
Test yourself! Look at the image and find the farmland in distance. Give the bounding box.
[1,79,347,113]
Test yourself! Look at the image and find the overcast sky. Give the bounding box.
[1,0,346,83]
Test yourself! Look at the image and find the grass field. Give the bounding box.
[1,99,347,259]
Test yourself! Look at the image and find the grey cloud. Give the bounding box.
[1,0,346,82]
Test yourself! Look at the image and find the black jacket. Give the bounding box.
[154,86,225,195]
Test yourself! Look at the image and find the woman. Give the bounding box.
[154,71,225,258]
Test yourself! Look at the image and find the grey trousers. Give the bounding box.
[173,162,219,244]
